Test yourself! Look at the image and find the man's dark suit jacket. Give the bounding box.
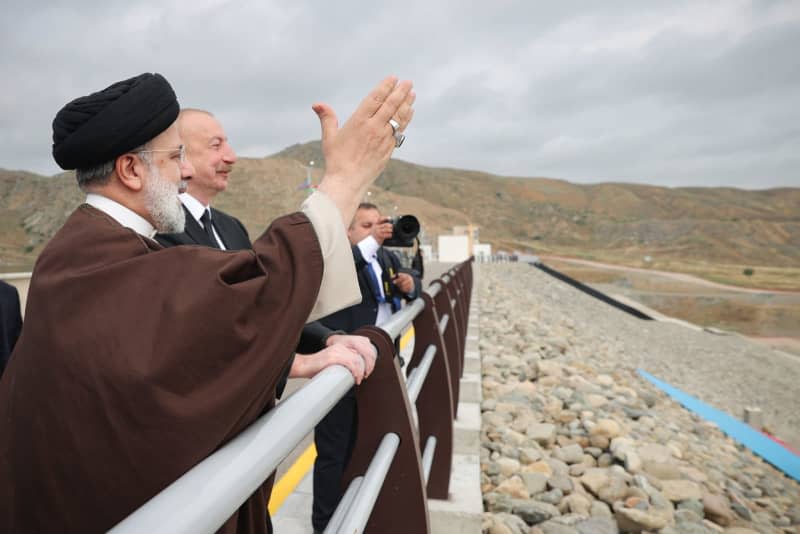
[319,245,420,334]
[156,205,251,251]
[0,280,23,375]
[155,204,333,393]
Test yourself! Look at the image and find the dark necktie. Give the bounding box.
[199,209,221,249]
[364,262,386,303]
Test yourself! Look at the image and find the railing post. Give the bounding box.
[450,267,469,375]
[459,259,474,355]
[429,279,462,416]
[464,258,474,307]
[406,292,454,498]
[343,326,430,533]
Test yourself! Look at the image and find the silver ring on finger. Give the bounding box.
[388,118,400,134]
[394,132,405,148]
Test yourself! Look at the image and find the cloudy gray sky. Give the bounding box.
[2,0,799,189]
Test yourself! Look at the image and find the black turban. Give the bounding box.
[52,73,179,170]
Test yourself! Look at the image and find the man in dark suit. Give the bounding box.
[312,202,421,532]
[154,108,248,251]
[0,280,23,376]
[156,109,376,389]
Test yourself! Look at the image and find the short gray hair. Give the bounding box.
[75,143,151,191]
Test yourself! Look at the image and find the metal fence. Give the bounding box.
[111,257,474,534]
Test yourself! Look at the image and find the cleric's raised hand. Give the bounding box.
[314,76,415,225]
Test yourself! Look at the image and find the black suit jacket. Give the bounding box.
[319,245,420,334]
[155,204,333,395]
[155,205,251,251]
[0,280,23,376]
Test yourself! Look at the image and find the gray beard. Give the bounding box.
[143,164,186,233]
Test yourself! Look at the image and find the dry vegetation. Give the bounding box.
[544,251,800,291]
[545,257,800,355]
[2,140,799,293]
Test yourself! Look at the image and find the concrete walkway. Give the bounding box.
[273,270,483,533]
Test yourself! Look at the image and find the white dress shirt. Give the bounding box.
[85,193,156,238]
[357,235,393,326]
[179,192,226,250]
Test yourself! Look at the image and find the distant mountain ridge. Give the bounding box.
[2,141,798,288]
[275,142,800,269]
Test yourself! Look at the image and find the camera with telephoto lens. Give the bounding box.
[383,215,420,247]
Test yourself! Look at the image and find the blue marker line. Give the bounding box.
[637,369,800,482]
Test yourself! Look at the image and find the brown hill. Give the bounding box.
[0,169,84,270]
[2,142,799,289]
[275,142,800,267]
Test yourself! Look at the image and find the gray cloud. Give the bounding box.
[1,0,799,188]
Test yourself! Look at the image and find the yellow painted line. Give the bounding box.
[399,326,414,350]
[268,443,317,515]
[267,326,416,514]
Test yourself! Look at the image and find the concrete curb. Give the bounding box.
[429,293,483,534]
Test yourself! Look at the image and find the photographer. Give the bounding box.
[312,202,420,532]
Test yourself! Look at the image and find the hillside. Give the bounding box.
[276,142,800,289]
[2,142,799,289]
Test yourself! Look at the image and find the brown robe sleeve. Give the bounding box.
[0,205,323,534]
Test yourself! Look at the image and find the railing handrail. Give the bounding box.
[112,259,474,533]
[0,271,33,280]
[324,476,363,533]
[406,345,437,404]
[427,280,443,298]
[110,364,356,533]
[381,297,425,340]
[332,433,400,534]
[421,436,437,483]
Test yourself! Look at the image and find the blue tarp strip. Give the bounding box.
[637,369,800,482]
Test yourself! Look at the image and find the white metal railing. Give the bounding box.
[324,475,364,533]
[381,297,425,340]
[111,266,465,533]
[406,345,436,404]
[0,271,32,280]
[326,433,400,534]
[111,259,475,533]
[439,314,449,334]
[421,436,437,483]
[109,364,357,533]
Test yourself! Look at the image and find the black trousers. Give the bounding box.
[312,388,358,531]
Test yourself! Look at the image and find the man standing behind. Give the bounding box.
[312,202,421,532]
[156,109,375,385]
[0,280,22,375]
[155,109,246,250]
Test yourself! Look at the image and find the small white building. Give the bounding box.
[438,235,470,262]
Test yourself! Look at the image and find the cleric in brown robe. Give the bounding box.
[0,72,414,533]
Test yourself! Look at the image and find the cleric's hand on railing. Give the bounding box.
[326,334,377,379]
[290,344,369,384]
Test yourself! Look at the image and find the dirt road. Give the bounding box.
[539,255,800,295]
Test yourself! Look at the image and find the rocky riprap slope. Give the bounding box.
[478,264,800,534]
